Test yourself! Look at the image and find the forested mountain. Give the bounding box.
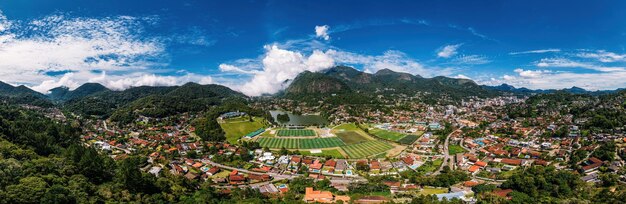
[285,71,351,95]
[483,84,624,95]
[283,66,500,103]
[109,83,247,124]
[0,81,43,97]
[48,83,110,101]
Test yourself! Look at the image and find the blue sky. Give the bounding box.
[1,0,626,95]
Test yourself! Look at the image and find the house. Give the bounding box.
[229,170,246,184]
[500,158,522,166]
[581,173,600,183]
[582,157,603,173]
[402,156,414,165]
[310,160,323,170]
[355,196,388,203]
[335,159,348,171]
[184,172,198,180]
[207,167,220,176]
[258,183,279,194]
[325,159,337,168]
[249,174,271,182]
[468,165,480,174]
[493,189,513,198]
[370,161,381,171]
[475,161,488,167]
[304,187,350,203]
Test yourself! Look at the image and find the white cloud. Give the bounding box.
[451,55,490,65]
[576,50,626,63]
[536,58,625,72]
[315,25,330,40]
[509,49,561,55]
[454,74,471,79]
[218,64,261,74]
[0,12,167,88]
[233,45,335,96]
[513,68,550,78]
[0,11,220,93]
[437,44,462,58]
[30,71,214,93]
[480,68,626,91]
[219,46,464,96]
[328,50,445,76]
[0,11,11,32]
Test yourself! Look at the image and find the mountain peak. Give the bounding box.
[374,68,397,75]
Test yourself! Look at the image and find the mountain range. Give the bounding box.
[0,65,624,118]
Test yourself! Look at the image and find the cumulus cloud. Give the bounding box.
[437,44,462,58]
[30,71,214,93]
[231,45,334,96]
[513,68,550,78]
[219,46,462,96]
[0,11,218,93]
[315,25,330,40]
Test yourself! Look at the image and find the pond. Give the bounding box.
[269,110,329,126]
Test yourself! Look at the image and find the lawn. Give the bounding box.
[335,131,370,145]
[332,123,361,132]
[300,149,345,158]
[416,159,443,173]
[257,137,344,149]
[417,187,448,195]
[397,134,419,145]
[220,117,266,144]
[370,128,407,141]
[341,140,394,158]
[277,129,316,137]
[448,145,467,155]
[209,170,231,179]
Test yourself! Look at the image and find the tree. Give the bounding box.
[3,176,48,203]
[356,162,370,172]
[279,147,289,155]
[277,113,290,123]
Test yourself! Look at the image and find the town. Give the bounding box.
[78,93,626,203]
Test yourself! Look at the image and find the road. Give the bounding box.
[434,129,460,175]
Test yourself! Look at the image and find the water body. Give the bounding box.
[269,110,328,126]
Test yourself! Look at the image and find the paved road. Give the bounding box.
[434,129,460,175]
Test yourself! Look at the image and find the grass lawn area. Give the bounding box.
[448,145,467,155]
[341,140,393,158]
[370,128,406,141]
[332,123,361,132]
[210,170,231,179]
[497,168,521,179]
[397,134,419,145]
[300,149,345,158]
[336,131,370,145]
[417,187,448,195]
[417,159,443,173]
[220,116,265,144]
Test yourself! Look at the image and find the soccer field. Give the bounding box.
[370,128,407,141]
[219,117,265,144]
[341,140,394,158]
[397,135,419,145]
[276,129,316,137]
[257,137,344,149]
[335,131,370,145]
